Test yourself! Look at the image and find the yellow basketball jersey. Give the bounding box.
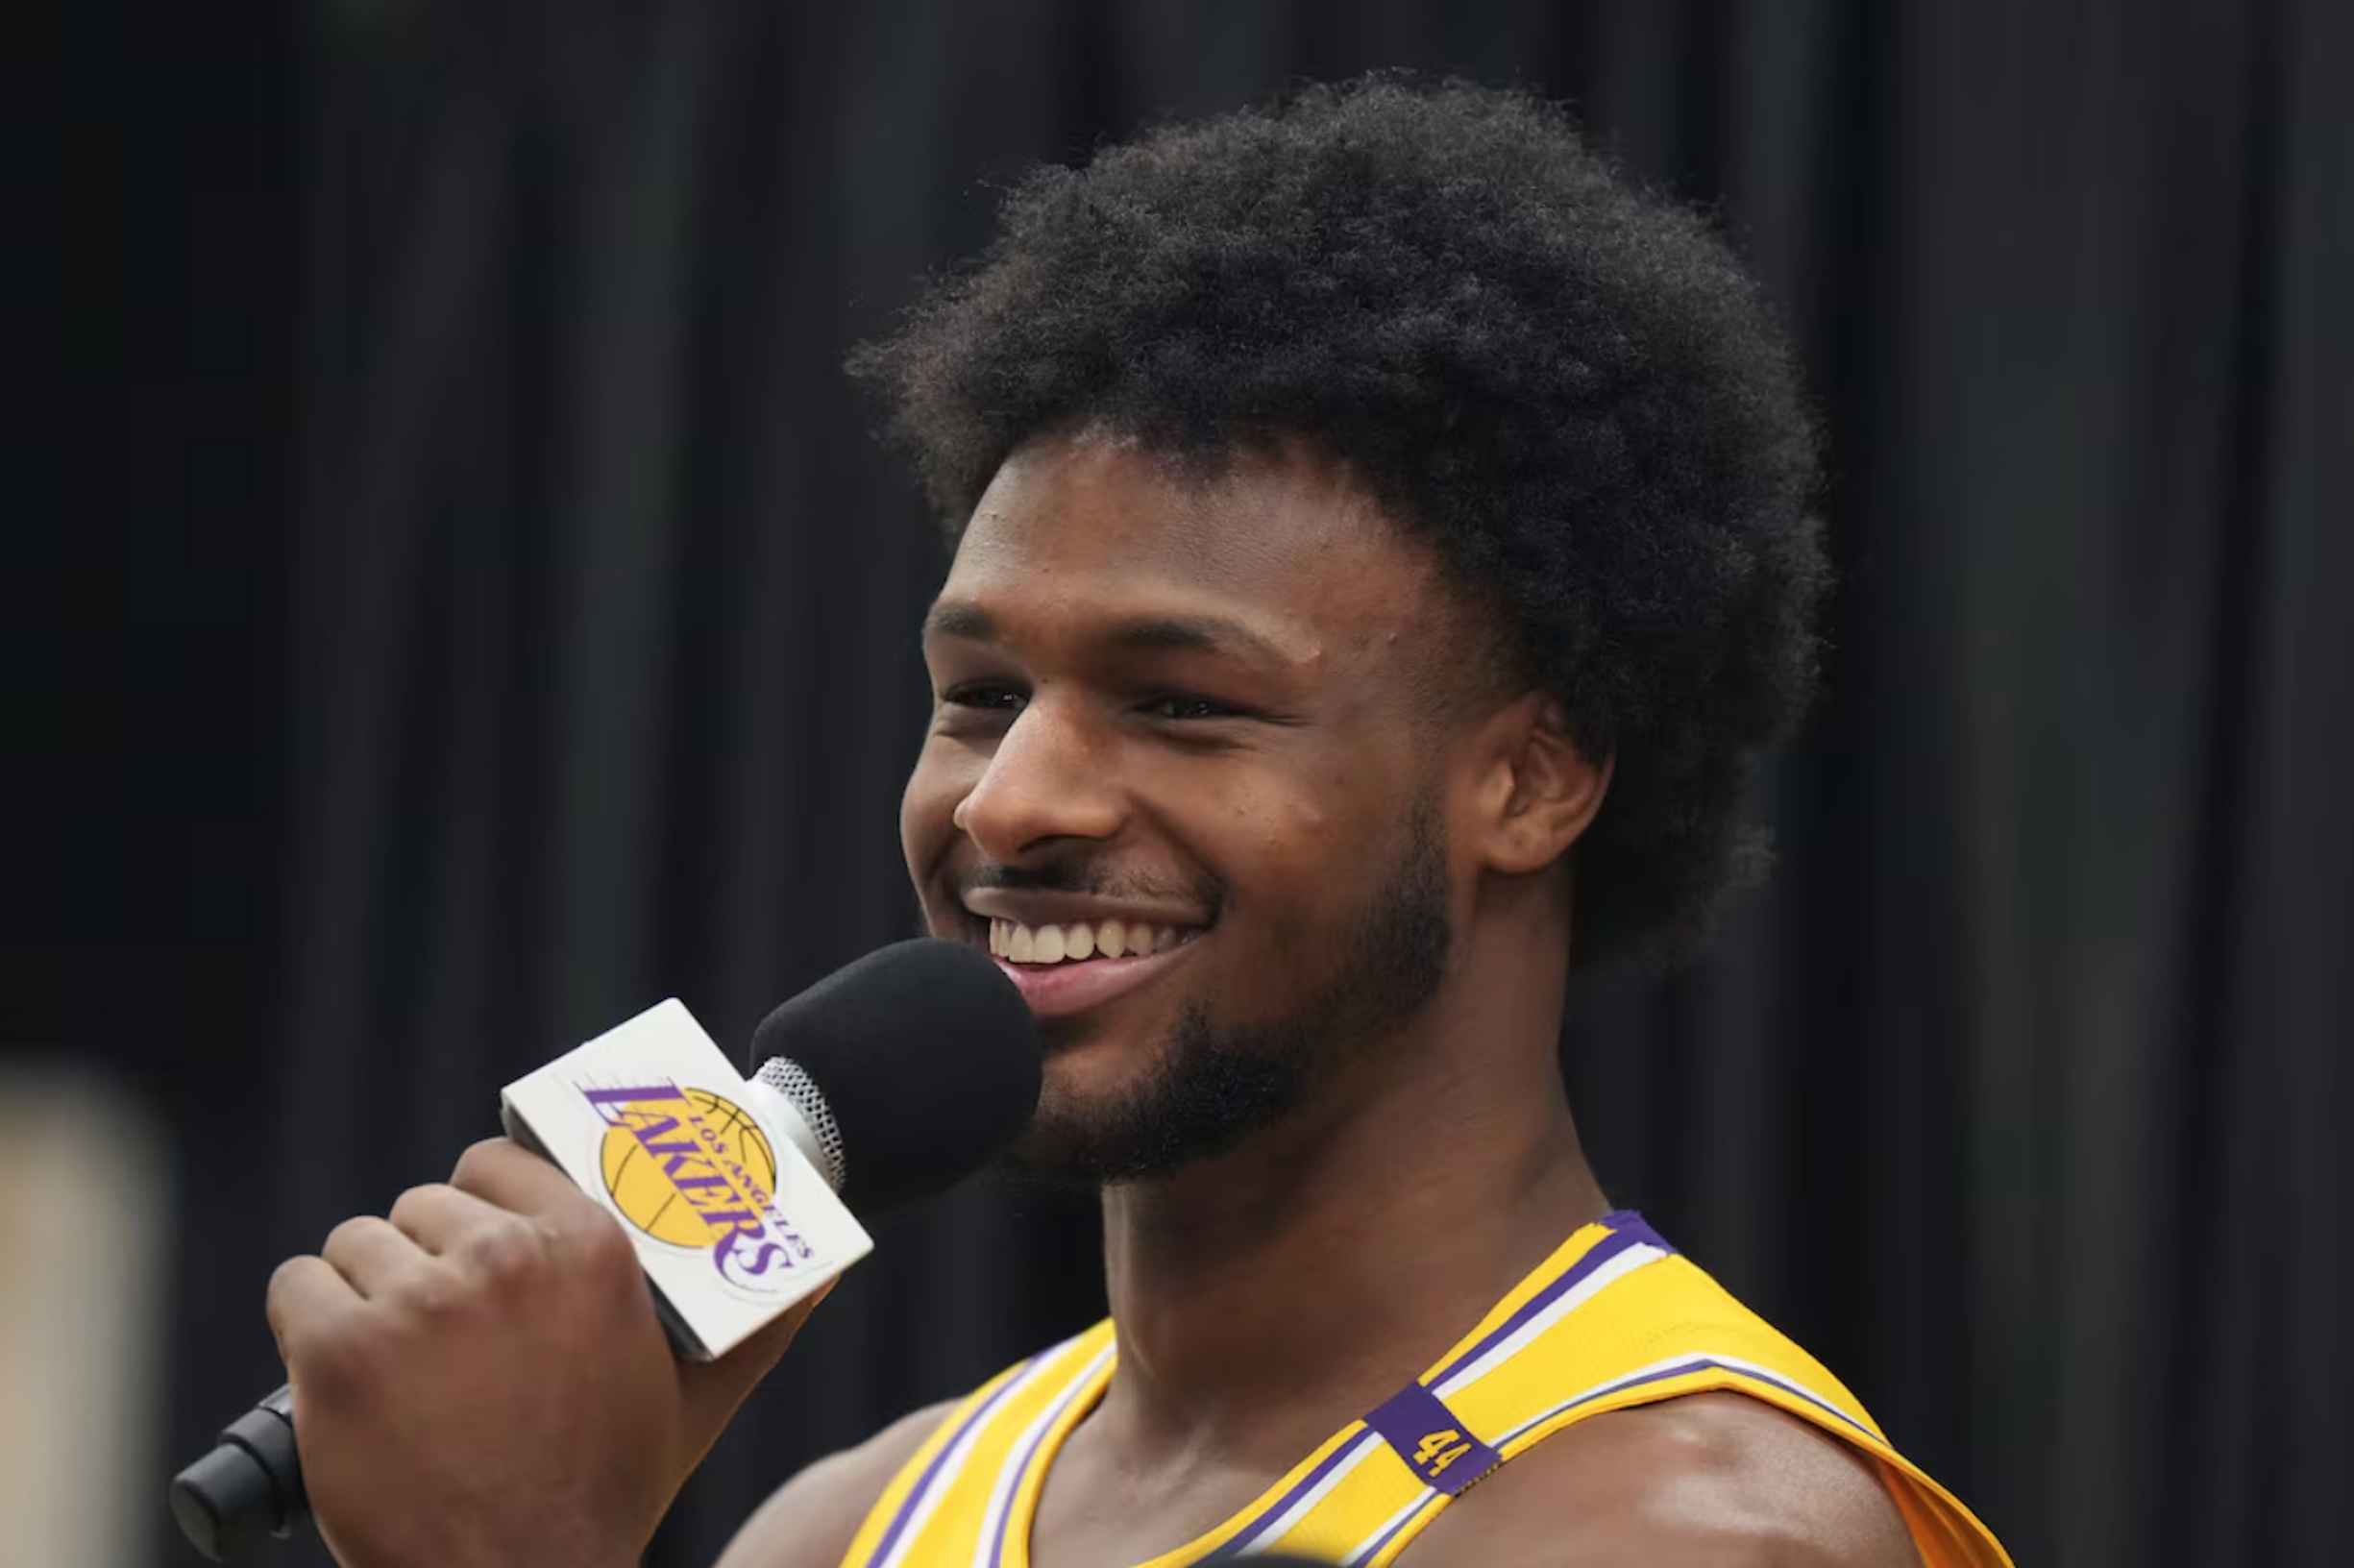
[838,1212,2011,1568]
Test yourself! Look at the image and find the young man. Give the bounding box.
[268,82,2010,1568]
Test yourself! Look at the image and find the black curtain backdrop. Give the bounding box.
[76,3,2351,1567]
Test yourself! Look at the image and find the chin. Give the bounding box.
[998,1106,1136,1193]
[999,1049,1181,1188]
[1024,1054,1145,1142]
[1001,1011,1318,1189]
[1034,1005,1176,1087]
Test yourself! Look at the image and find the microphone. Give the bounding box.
[169,939,1041,1561]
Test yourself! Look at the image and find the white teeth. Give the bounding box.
[982,917,1195,965]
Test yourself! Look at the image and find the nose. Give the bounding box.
[951,691,1125,861]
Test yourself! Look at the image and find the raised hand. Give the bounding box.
[266,1137,824,1568]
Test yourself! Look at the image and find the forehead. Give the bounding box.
[937,430,1461,659]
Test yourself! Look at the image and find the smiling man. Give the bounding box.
[265,79,2011,1568]
[724,80,2010,1568]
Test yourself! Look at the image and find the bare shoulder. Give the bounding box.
[714,1399,961,1568]
[1397,1392,1921,1568]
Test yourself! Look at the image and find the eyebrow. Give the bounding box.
[922,601,995,641]
[922,600,1290,664]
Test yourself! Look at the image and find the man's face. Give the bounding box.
[901,430,1478,1183]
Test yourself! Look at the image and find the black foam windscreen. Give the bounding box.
[749,938,1042,1215]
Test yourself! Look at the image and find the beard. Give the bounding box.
[1005,794,1453,1188]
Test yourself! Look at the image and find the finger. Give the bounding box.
[320,1214,434,1298]
[265,1253,363,1365]
[676,1277,836,1446]
[450,1136,596,1217]
[387,1182,510,1254]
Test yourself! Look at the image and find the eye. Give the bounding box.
[941,682,1026,713]
[1140,693,1244,722]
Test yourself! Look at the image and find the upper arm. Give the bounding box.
[1396,1392,1922,1568]
[714,1401,960,1568]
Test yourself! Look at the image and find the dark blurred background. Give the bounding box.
[19,2,2351,1565]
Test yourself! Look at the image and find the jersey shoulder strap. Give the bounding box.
[1250,1213,2013,1568]
[836,1322,1115,1568]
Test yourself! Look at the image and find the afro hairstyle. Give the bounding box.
[851,76,1828,972]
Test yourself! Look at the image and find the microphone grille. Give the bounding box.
[754,1055,846,1193]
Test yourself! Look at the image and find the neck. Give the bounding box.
[1091,916,1608,1468]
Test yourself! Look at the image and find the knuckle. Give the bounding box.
[267,1289,372,1394]
[449,1137,511,1193]
[575,1206,640,1272]
[263,1255,307,1319]
[385,1182,446,1231]
[462,1213,549,1283]
[321,1214,380,1257]
[401,1262,467,1320]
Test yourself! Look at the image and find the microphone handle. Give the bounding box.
[169,1383,306,1561]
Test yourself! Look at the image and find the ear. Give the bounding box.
[1465,696,1612,877]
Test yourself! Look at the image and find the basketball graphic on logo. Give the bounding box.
[597,1088,778,1247]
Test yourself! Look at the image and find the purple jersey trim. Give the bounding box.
[1428,1211,1673,1387]
[1201,1429,1381,1558]
[862,1353,1040,1568]
[1499,1356,1876,1444]
[988,1350,1113,1568]
[1361,1381,1501,1496]
[1347,1492,1445,1567]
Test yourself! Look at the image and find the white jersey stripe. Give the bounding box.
[873,1342,1080,1568]
[971,1343,1116,1568]
[1433,1242,1665,1398]
[1339,1486,1437,1567]
[1230,1430,1383,1555]
[1494,1351,1869,1449]
[1681,1354,1875,1438]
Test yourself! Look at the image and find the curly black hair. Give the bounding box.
[852,76,1827,972]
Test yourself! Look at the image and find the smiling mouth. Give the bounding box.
[964,915,1209,1022]
[985,918,1202,965]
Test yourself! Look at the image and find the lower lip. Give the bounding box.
[993,942,1194,1018]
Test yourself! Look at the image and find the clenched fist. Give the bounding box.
[267,1137,826,1568]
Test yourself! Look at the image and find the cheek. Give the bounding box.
[1219,751,1429,932]
[899,741,970,882]
[1164,772,1361,943]
[1223,744,1396,879]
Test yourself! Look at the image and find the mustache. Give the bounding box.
[956,855,1225,918]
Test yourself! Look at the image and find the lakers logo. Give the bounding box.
[579,1081,813,1292]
